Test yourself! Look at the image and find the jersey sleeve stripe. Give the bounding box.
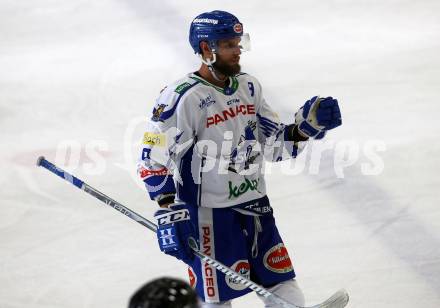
[158,81,200,121]
[257,113,279,130]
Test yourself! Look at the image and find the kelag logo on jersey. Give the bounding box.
[206,104,255,127]
[228,178,259,199]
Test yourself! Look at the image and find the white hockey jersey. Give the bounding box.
[138,72,307,209]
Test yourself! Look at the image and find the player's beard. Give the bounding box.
[213,56,241,77]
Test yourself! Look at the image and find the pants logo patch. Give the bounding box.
[225,260,250,291]
[188,266,197,288]
[263,243,293,273]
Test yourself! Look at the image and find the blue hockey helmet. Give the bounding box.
[189,10,250,54]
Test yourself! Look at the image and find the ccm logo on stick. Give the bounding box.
[206,104,255,128]
[157,209,190,225]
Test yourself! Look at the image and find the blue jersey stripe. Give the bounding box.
[259,126,272,137]
[257,113,279,130]
[159,81,200,121]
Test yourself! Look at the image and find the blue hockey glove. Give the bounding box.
[154,203,197,264]
[295,96,342,139]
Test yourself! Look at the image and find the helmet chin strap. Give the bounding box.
[198,53,228,83]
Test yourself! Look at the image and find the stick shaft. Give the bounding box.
[37,156,156,232]
[36,156,297,307]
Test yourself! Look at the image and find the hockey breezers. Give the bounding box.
[37,156,349,308]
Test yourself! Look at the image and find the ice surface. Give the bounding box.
[1,0,439,307]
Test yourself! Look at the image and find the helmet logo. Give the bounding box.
[193,18,218,25]
[233,23,242,33]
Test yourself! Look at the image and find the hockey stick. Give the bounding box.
[37,156,349,308]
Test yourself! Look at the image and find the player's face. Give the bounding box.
[213,37,241,76]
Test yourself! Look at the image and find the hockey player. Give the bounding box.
[138,10,342,308]
[129,277,200,308]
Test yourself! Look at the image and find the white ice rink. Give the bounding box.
[1,1,439,307]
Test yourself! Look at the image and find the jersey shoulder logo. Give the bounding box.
[175,82,192,94]
[151,104,167,122]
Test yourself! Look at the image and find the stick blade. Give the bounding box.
[315,289,349,308]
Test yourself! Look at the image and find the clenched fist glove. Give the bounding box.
[295,96,342,139]
[154,203,197,264]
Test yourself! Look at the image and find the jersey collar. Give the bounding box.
[190,73,239,96]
